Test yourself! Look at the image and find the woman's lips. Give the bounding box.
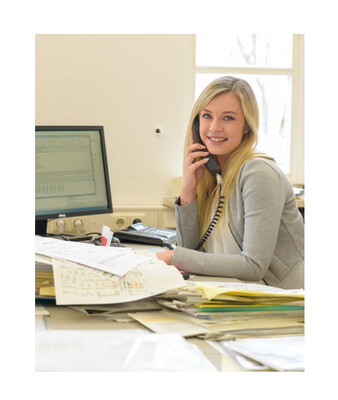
[208,136,228,144]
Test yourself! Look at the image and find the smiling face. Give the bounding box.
[199,91,248,169]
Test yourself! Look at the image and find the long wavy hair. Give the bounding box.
[184,76,272,238]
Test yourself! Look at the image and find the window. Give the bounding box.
[190,34,304,184]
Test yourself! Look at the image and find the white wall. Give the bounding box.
[35,34,190,207]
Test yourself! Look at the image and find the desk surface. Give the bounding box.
[34,243,284,372]
[37,302,242,371]
[36,250,244,372]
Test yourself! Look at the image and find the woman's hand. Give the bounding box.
[180,129,209,205]
[156,250,174,265]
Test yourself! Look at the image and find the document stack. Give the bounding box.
[35,254,55,299]
[156,281,304,340]
[35,236,186,305]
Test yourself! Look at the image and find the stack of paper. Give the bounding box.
[35,254,55,298]
[35,236,186,305]
[69,300,163,322]
[156,281,304,340]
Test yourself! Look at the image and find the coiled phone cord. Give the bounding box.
[194,174,224,251]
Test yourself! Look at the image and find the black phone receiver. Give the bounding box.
[192,116,222,177]
[191,116,224,251]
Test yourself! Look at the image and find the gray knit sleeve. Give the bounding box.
[172,159,287,283]
[174,197,200,249]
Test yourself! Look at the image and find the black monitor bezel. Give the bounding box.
[35,125,113,226]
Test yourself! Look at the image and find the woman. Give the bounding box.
[157,76,304,289]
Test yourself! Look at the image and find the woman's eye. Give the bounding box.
[224,116,234,121]
[201,113,211,119]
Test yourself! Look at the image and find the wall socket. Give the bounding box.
[109,213,145,231]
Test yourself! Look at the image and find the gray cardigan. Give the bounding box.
[173,158,304,289]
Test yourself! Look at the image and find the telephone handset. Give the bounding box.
[192,115,224,251]
[192,116,222,178]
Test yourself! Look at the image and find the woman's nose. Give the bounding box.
[209,119,222,132]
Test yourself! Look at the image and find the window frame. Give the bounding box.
[184,34,304,185]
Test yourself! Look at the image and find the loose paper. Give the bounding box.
[101,225,113,246]
[220,336,304,371]
[35,236,150,277]
[52,257,186,305]
[35,330,217,371]
[193,281,304,301]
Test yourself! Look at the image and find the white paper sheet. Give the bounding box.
[52,257,186,305]
[35,330,217,371]
[220,336,304,371]
[206,340,268,371]
[35,236,150,276]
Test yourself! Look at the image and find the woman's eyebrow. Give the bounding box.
[202,108,238,115]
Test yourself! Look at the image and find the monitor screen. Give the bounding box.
[35,126,113,235]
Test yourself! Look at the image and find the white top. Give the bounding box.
[205,194,242,255]
[206,222,242,255]
[205,202,241,254]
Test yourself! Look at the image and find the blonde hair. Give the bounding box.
[184,76,272,239]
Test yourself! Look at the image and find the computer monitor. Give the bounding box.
[35,126,113,236]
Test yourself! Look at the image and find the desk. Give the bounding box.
[36,244,241,371]
[35,242,248,371]
[36,301,243,371]
[36,245,298,371]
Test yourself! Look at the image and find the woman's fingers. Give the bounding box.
[186,150,209,166]
[186,143,208,161]
[188,142,206,152]
[189,157,209,171]
[186,143,208,164]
